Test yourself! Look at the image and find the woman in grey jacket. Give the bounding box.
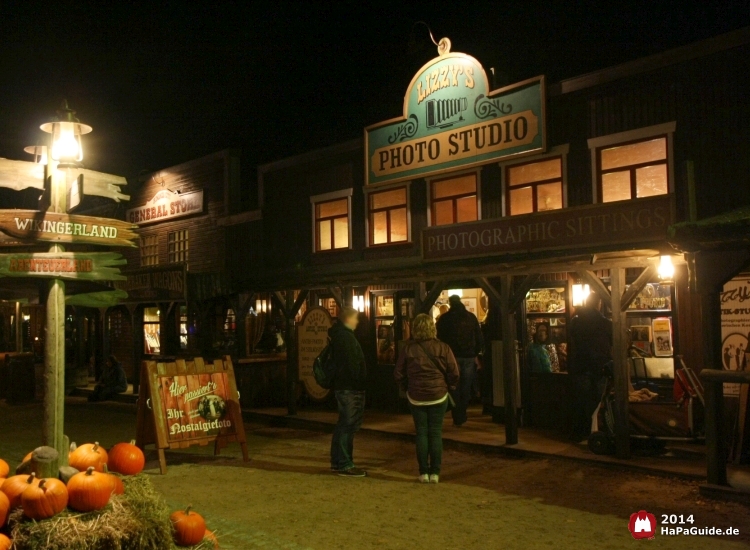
[395,314,459,483]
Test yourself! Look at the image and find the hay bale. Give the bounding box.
[7,474,215,550]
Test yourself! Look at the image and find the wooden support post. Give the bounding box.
[130,305,144,394]
[232,292,255,359]
[576,270,612,310]
[610,267,630,459]
[14,301,22,351]
[620,265,657,312]
[418,280,448,314]
[43,256,66,455]
[705,379,727,485]
[500,274,518,445]
[285,290,298,416]
[475,277,502,306]
[413,283,424,314]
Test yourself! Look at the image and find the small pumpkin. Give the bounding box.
[0,490,9,529]
[67,467,112,512]
[21,477,68,520]
[108,440,145,475]
[0,533,11,550]
[204,528,220,549]
[0,459,8,478]
[103,465,124,495]
[170,505,206,546]
[1,473,38,509]
[69,442,108,473]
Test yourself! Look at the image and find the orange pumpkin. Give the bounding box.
[103,465,124,495]
[69,442,108,473]
[0,459,8,479]
[107,440,145,475]
[204,528,220,549]
[0,490,9,529]
[67,467,112,512]
[0,533,11,550]
[170,505,206,546]
[21,478,68,520]
[1,473,38,509]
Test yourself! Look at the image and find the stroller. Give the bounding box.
[588,356,705,455]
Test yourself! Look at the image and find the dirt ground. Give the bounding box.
[1,398,749,550]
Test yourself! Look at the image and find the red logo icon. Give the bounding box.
[628,510,657,540]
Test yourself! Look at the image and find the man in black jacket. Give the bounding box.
[329,307,368,477]
[436,295,484,426]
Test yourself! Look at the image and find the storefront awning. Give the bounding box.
[669,206,750,252]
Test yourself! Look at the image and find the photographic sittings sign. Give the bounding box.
[126,189,203,225]
[158,372,235,442]
[0,210,138,247]
[297,306,333,401]
[720,275,750,397]
[365,39,544,186]
[422,194,674,261]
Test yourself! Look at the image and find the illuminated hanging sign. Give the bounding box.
[365,38,545,186]
[125,189,203,225]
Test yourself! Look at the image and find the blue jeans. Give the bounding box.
[451,358,477,425]
[331,390,365,470]
[410,400,449,475]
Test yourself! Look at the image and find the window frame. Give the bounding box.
[310,188,353,253]
[587,122,676,204]
[500,144,569,216]
[139,234,159,267]
[426,169,481,227]
[167,229,189,265]
[365,183,411,247]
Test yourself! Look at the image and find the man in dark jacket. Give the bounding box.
[329,306,368,477]
[568,293,612,441]
[88,355,128,402]
[436,295,484,426]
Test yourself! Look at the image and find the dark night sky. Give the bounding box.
[0,0,748,199]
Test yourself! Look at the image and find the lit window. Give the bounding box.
[369,187,408,245]
[168,230,188,264]
[430,173,478,226]
[143,306,160,354]
[140,235,158,266]
[598,137,668,202]
[506,157,563,215]
[315,198,349,251]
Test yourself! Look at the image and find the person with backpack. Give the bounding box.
[436,295,484,426]
[395,314,459,483]
[328,306,368,477]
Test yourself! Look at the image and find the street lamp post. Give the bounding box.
[37,100,92,459]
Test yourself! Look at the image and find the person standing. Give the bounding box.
[88,355,128,402]
[527,324,552,373]
[329,307,368,477]
[395,314,459,483]
[568,293,612,441]
[436,295,484,426]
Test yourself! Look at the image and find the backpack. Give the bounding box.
[312,342,336,389]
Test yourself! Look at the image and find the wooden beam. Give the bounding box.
[509,274,541,313]
[475,277,502,306]
[576,270,612,309]
[327,286,344,310]
[273,291,288,317]
[290,290,309,318]
[500,274,518,445]
[285,290,298,416]
[704,379,727,485]
[418,280,448,314]
[610,267,630,459]
[619,265,657,312]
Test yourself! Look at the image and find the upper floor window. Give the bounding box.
[168,229,188,264]
[506,157,563,215]
[140,235,158,266]
[314,197,349,251]
[430,172,478,226]
[589,122,675,204]
[369,187,408,246]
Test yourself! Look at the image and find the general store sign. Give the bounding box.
[0,210,138,247]
[0,252,126,281]
[158,371,236,441]
[126,189,203,225]
[423,194,674,261]
[365,39,545,186]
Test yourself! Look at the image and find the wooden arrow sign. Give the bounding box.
[0,252,127,281]
[66,289,128,307]
[0,210,138,247]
